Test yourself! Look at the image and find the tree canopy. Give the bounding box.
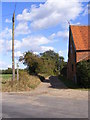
[19,50,66,76]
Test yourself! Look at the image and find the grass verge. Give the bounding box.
[0,74,12,80]
[1,71,41,92]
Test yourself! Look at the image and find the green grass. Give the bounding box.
[58,75,89,90]
[0,74,12,80]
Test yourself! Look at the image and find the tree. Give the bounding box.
[59,56,65,72]
[19,51,42,75]
[40,50,61,75]
[19,50,65,76]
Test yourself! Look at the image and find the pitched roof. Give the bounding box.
[70,25,90,51]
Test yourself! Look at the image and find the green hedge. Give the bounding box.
[76,60,90,88]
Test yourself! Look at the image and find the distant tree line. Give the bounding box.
[0,68,14,74]
[0,68,24,74]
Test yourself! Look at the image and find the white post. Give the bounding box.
[17,63,19,81]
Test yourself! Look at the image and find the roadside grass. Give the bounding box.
[58,75,89,91]
[0,74,12,85]
[0,74,12,80]
[1,72,41,92]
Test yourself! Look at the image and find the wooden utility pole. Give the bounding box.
[12,12,15,81]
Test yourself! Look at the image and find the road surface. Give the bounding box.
[2,76,88,118]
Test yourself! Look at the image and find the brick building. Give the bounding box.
[67,25,90,83]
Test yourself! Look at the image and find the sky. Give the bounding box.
[0,0,89,69]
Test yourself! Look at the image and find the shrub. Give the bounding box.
[76,60,90,88]
[61,64,67,76]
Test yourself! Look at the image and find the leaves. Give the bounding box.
[19,50,65,76]
[76,60,90,88]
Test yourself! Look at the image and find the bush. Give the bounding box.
[61,64,67,76]
[76,60,90,88]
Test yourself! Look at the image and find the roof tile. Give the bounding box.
[70,25,90,50]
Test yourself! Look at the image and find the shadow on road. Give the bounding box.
[43,76,67,89]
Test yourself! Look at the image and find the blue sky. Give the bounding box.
[0,1,89,69]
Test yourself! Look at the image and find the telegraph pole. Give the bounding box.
[12,12,15,81]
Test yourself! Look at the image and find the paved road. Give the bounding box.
[2,76,88,118]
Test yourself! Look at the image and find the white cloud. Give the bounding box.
[0,22,31,40]
[7,64,12,68]
[50,30,69,40]
[17,0,83,30]
[5,19,12,23]
[58,50,68,61]
[2,35,54,54]
[6,39,22,51]
[15,22,31,36]
[40,46,54,52]
[20,35,54,53]
[0,28,12,39]
[15,51,23,58]
[57,31,69,39]
[0,61,7,69]
[33,52,39,55]
[82,4,88,16]
[49,33,56,39]
[21,35,50,47]
[0,39,4,53]
[82,3,90,16]
[58,50,63,56]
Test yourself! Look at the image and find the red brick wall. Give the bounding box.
[67,35,76,82]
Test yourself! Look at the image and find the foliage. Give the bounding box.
[19,50,65,76]
[61,63,67,76]
[40,50,61,75]
[19,51,42,75]
[59,56,65,71]
[76,60,90,88]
